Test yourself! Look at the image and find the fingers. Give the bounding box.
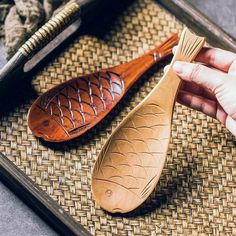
[177,90,227,125]
[172,46,236,74]
[180,81,216,101]
[225,116,236,136]
[177,90,218,119]
[173,62,226,93]
[228,60,236,76]
[163,65,170,73]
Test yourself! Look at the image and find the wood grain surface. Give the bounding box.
[28,34,178,142]
[92,28,205,213]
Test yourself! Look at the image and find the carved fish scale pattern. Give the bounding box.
[92,29,205,213]
[94,103,170,200]
[37,71,124,135]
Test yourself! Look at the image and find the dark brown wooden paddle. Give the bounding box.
[27,34,179,142]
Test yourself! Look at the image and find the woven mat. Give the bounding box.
[1,0,236,235]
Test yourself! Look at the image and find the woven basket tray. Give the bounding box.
[1,0,236,235]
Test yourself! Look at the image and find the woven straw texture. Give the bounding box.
[1,0,236,235]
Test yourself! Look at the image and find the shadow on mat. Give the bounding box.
[108,159,198,218]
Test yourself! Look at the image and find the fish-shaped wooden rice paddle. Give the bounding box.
[27,34,178,142]
[91,28,205,213]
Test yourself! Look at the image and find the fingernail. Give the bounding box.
[163,65,170,73]
[173,61,185,74]
[172,46,177,54]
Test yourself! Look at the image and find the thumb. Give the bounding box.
[173,61,225,92]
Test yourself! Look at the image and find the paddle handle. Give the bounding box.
[149,28,205,109]
[112,33,179,90]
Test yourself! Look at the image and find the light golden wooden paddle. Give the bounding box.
[91,28,205,213]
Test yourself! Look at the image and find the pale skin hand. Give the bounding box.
[170,47,236,136]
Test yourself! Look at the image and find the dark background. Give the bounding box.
[0,0,236,235]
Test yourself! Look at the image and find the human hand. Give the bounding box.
[171,47,236,136]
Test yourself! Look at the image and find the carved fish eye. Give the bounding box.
[41,120,50,127]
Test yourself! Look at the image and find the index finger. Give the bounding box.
[172,46,236,73]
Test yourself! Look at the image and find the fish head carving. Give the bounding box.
[27,104,71,142]
[92,178,142,213]
[27,71,125,142]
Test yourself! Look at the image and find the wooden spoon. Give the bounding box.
[91,28,205,213]
[27,34,178,142]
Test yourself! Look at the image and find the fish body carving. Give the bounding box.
[28,34,179,142]
[28,71,124,141]
[92,28,205,213]
[92,103,170,212]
